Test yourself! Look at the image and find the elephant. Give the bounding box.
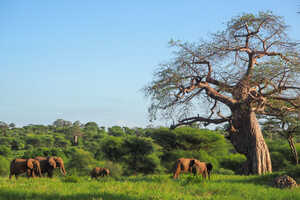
[189,159,213,180]
[35,156,66,178]
[9,158,42,179]
[173,158,203,179]
[90,167,110,179]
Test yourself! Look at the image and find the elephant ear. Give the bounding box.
[54,157,63,165]
[47,157,57,168]
[26,159,34,169]
[189,159,195,167]
[206,163,213,172]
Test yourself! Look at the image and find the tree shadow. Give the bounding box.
[0,189,140,200]
[211,173,280,187]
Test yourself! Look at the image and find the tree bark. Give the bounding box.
[287,136,298,165]
[229,110,272,174]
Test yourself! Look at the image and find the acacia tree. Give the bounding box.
[144,12,300,174]
[263,115,300,165]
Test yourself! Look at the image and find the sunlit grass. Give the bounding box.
[0,174,299,200]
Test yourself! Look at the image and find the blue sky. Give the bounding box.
[0,1,299,127]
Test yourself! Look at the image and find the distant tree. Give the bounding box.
[100,136,125,162]
[108,126,125,137]
[73,120,82,127]
[8,123,16,129]
[66,148,96,175]
[121,136,162,174]
[84,122,99,133]
[144,11,300,174]
[0,121,8,136]
[53,119,72,128]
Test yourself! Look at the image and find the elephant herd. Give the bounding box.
[9,156,212,180]
[9,156,66,179]
[9,156,110,180]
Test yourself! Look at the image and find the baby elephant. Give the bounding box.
[189,159,213,179]
[90,167,110,179]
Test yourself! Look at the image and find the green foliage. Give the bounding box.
[100,136,124,162]
[108,126,125,137]
[267,140,295,171]
[0,156,9,176]
[66,148,96,175]
[284,165,300,182]
[220,154,247,174]
[0,145,11,157]
[23,147,66,159]
[5,118,300,176]
[149,127,227,172]
[214,168,235,175]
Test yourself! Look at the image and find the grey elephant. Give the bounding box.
[9,158,42,179]
[35,156,66,178]
[90,167,110,179]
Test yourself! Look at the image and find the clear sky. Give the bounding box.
[0,1,299,128]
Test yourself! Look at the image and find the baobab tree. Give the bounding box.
[144,12,300,174]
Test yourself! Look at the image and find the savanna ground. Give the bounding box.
[1,174,300,200]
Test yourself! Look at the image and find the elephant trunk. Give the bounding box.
[37,165,42,177]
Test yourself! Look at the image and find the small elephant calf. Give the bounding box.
[90,167,110,179]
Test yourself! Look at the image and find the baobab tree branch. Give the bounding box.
[170,114,230,129]
[263,85,300,97]
[175,77,236,108]
[269,96,300,109]
[193,61,234,92]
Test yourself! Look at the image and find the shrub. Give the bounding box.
[0,155,9,176]
[0,145,11,157]
[66,148,97,176]
[220,154,246,174]
[121,136,163,175]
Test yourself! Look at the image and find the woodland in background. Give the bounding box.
[0,118,300,177]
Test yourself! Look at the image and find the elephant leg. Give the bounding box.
[27,169,31,178]
[202,170,207,179]
[48,170,53,178]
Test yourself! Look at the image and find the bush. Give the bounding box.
[220,154,246,174]
[0,155,10,176]
[121,136,163,175]
[270,152,293,171]
[66,148,97,176]
[0,145,11,157]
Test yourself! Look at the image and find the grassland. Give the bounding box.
[0,174,300,200]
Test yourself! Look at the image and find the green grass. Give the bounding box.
[0,174,300,200]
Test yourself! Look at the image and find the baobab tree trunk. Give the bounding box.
[229,110,272,174]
